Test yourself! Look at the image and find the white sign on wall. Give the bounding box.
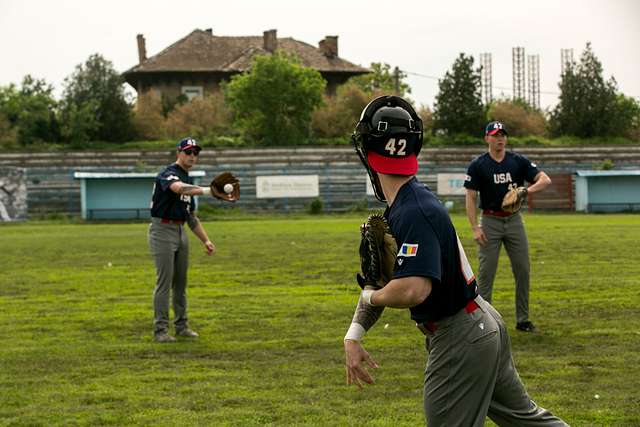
[256,175,319,199]
[437,173,468,196]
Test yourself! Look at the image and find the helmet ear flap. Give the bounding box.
[354,121,371,136]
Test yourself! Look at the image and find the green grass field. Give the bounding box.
[1,214,639,426]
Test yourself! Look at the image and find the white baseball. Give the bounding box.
[223,183,234,194]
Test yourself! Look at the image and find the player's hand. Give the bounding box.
[473,226,488,246]
[204,240,216,255]
[344,339,378,389]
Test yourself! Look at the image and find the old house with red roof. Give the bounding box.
[123,29,369,104]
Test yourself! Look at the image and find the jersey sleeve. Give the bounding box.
[392,216,442,283]
[518,154,541,183]
[157,169,183,192]
[463,160,480,190]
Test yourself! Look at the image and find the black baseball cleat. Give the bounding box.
[516,321,536,332]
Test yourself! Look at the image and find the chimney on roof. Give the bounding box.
[319,36,338,58]
[263,29,277,52]
[136,34,147,64]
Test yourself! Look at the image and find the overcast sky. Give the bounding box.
[1,0,639,110]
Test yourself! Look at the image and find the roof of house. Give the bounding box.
[123,29,369,76]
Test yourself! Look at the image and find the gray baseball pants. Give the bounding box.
[148,218,190,335]
[423,296,567,426]
[478,212,531,324]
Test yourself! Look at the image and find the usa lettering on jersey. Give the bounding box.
[493,172,513,184]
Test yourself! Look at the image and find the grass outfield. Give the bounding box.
[1,214,639,426]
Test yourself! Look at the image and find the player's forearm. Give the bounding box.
[172,183,208,196]
[465,193,479,228]
[190,219,211,243]
[351,296,384,330]
[370,277,431,308]
[527,172,551,194]
[344,296,385,341]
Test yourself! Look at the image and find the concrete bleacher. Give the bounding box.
[3,145,640,217]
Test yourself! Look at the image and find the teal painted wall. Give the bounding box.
[85,178,153,219]
[576,174,640,212]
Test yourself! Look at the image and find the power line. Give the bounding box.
[405,69,561,96]
[404,69,640,99]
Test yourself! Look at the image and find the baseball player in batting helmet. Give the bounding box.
[343,95,567,426]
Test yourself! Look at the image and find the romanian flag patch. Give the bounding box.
[398,243,419,257]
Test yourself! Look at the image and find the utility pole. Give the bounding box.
[393,66,401,95]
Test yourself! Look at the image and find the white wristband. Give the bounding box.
[361,289,376,306]
[201,186,211,196]
[344,322,366,341]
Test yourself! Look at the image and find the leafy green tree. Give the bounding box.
[611,94,640,139]
[0,75,59,144]
[550,43,638,138]
[349,63,411,97]
[433,54,485,136]
[59,101,100,146]
[224,51,325,145]
[60,54,133,143]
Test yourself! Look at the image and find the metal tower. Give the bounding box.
[527,54,540,110]
[512,47,526,101]
[479,53,493,105]
[560,48,574,75]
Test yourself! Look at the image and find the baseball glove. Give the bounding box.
[210,172,240,202]
[501,187,528,213]
[357,214,398,290]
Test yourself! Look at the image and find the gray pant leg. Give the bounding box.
[483,302,568,426]
[172,227,189,331]
[503,213,530,324]
[149,222,188,335]
[423,299,501,427]
[478,215,504,303]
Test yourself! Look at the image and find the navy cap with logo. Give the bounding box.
[177,137,202,153]
[485,121,508,136]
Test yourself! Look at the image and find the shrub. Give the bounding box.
[308,198,323,214]
[417,105,434,134]
[312,83,370,138]
[0,112,16,146]
[488,100,547,136]
[132,93,166,140]
[165,93,231,140]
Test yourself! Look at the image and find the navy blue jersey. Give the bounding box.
[150,163,195,220]
[464,152,540,211]
[384,178,478,323]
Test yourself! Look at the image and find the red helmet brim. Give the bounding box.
[367,151,418,175]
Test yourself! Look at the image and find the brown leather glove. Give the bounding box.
[210,172,240,202]
[357,214,398,290]
[501,187,528,213]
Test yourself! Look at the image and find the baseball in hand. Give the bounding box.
[223,183,234,194]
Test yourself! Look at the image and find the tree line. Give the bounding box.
[1,43,638,148]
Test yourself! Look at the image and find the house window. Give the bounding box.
[181,86,203,101]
